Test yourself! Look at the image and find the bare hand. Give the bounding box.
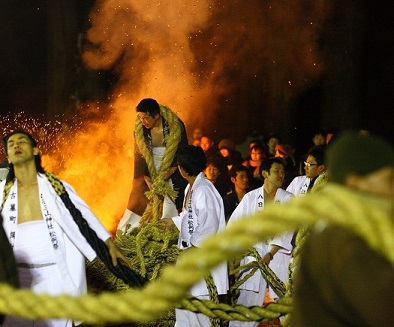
[259,253,272,265]
[105,238,132,268]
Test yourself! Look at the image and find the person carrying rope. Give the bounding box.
[0,130,136,327]
[118,98,188,230]
[228,157,294,327]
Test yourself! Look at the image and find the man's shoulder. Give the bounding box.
[223,191,238,206]
[199,177,222,195]
[240,187,262,203]
[277,188,294,197]
[0,179,6,193]
[286,175,308,192]
[289,175,308,184]
[194,173,214,190]
[39,173,75,194]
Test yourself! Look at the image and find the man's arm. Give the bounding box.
[259,245,280,264]
[162,166,178,181]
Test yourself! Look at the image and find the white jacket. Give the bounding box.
[228,186,294,291]
[1,173,111,297]
[172,172,228,296]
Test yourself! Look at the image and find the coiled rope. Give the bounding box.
[134,105,182,223]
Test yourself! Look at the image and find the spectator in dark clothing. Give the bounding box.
[204,155,232,198]
[223,164,249,222]
[218,138,244,170]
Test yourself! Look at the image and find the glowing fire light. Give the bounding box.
[1,1,331,234]
[0,106,135,234]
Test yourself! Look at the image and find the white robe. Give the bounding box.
[152,146,178,218]
[286,175,310,197]
[172,172,228,296]
[1,173,111,326]
[227,187,294,293]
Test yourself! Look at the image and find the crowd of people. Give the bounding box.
[119,99,393,327]
[0,98,393,327]
[188,127,332,225]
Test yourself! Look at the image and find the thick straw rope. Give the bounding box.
[0,184,392,324]
[134,105,182,223]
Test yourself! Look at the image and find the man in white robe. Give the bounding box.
[286,145,326,250]
[286,145,326,196]
[228,158,294,327]
[1,130,130,327]
[162,145,228,327]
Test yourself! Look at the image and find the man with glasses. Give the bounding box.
[286,145,326,196]
[286,146,326,250]
[293,131,394,326]
[118,98,188,230]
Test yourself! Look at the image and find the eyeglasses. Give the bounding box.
[304,161,319,167]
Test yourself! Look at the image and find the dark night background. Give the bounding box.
[0,0,393,156]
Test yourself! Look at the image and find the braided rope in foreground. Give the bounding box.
[179,296,292,322]
[280,227,311,327]
[249,248,287,298]
[229,249,286,299]
[203,274,221,327]
[0,184,392,324]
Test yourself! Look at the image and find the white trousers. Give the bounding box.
[174,295,211,327]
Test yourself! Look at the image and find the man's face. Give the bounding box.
[263,162,285,189]
[275,149,287,159]
[193,128,202,140]
[232,171,249,191]
[192,139,201,147]
[313,134,325,146]
[204,163,220,183]
[304,155,324,178]
[200,137,212,152]
[6,133,37,166]
[250,148,263,161]
[137,112,160,129]
[220,148,230,157]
